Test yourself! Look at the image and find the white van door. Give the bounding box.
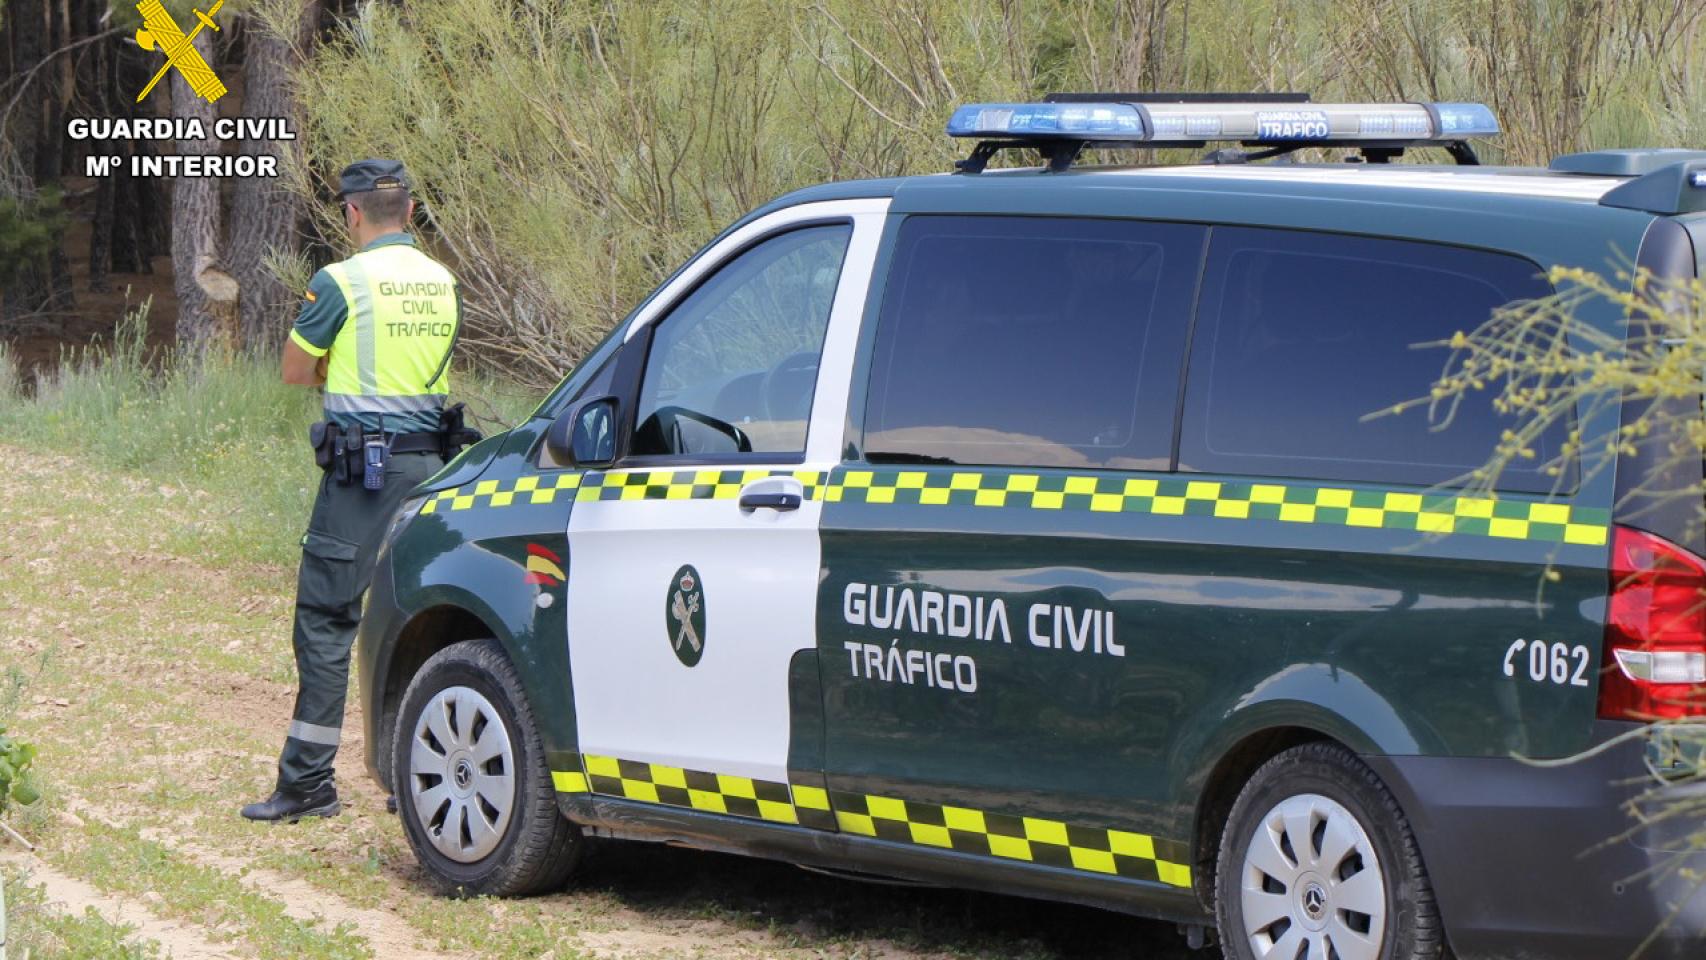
[565,200,886,805]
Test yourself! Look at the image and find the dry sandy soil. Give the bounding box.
[0,445,1208,959]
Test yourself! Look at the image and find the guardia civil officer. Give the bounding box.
[242,160,471,822]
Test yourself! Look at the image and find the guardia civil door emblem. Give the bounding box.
[667,565,706,667]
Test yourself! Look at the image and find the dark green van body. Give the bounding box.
[358,166,1706,958]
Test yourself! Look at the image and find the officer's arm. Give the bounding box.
[285,270,345,388]
[281,338,325,386]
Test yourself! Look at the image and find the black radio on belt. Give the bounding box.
[312,410,474,487]
[362,432,389,490]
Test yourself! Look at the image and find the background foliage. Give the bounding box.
[284,0,1706,389]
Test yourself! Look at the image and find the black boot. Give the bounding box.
[240,780,340,822]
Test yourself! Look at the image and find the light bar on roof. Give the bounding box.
[945,100,1500,143]
[946,103,1145,138]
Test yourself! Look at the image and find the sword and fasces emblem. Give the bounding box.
[668,566,706,667]
[672,576,701,652]
[134,0,227,104]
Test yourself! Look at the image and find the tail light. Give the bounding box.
[1599,525,1706,720]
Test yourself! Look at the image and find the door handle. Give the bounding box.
[739,491,801,511]
[738,476,805,513]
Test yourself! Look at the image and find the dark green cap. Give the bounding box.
[336,159,410,199]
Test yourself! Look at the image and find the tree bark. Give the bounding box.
[169,29,223,354]
[197,262,241,356]
[36,0,67,183]
[83,0,114,291]
[3,0,51,330]
[111,39,170,275]
[7,0,44,182]
[228,0,321,351]
[42,0,75,314]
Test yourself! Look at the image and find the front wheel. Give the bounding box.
[392,638,582,896]
[1215,742,1443,960]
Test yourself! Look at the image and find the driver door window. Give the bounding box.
[633,224,852,458]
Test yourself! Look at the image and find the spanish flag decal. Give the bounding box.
[524,543,565,586]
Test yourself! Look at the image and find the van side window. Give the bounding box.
[864,216,1204,470]
[632,223,852,458]
[1179,227,1563,492]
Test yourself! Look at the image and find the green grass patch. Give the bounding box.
[1,865,163,960]
[0,307,538,569]
[53,820,373,960]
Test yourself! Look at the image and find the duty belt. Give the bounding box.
[388,432,444,455]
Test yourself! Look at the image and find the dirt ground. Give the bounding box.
[0,445,1211,959]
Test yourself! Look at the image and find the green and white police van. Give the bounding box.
[357,95,1706,960]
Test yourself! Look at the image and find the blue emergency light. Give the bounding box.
[946,94,1501,172]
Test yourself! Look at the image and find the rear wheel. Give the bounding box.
[1215,742,1442,960]
[393,638,582,896]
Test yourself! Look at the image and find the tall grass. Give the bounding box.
[0,302,536,568]
[0,339,22,402]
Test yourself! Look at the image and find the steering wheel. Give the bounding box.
[761,352,820,425]
[639,405,751,456]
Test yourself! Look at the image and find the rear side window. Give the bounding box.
[864,216,1205,470]
[1179,227,1562,492]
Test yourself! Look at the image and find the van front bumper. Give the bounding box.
[1367,727,1706,960]
[354,546,404,790]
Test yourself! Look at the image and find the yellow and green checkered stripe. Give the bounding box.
[422,465,1606,547]
[551,754,1191,889]
[830,790,1192,889]
[421,469,826,514]
[820,469,1609,546]
[554,754,837,831]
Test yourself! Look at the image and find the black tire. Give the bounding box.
[392,638,582,896]
[1215,742,1443,960]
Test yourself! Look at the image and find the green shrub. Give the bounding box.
[0,725,39,813]
[0,187,67,287]
[286,0,1706,390]
[1,865,164,960]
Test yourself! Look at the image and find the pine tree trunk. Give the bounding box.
[89,170,115,290]
[229,1,321,351]
[83,0,114,291]
[43,0,75,314]
[169,29,224,354]
[198,264,241,356]
[3,0,51,329]
[7,0,43,181]
[36,0,67,183]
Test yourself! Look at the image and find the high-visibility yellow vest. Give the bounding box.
[321,243,459,433]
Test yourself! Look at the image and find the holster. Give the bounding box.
[338,429,365,486]
[309,421,341,473]
[437,403,483,460]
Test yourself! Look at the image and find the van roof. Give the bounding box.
[756,162,1660,271]
[771,162,1636,208]
[1093,163,1622,201]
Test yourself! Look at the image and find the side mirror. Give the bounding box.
[546,395,619,468]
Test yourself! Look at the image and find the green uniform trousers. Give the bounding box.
[276,449,443,791]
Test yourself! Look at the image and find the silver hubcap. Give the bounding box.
[408,686,516,863]
[1240,793,1387,960]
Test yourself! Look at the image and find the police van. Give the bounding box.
[357,95,1706,960]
